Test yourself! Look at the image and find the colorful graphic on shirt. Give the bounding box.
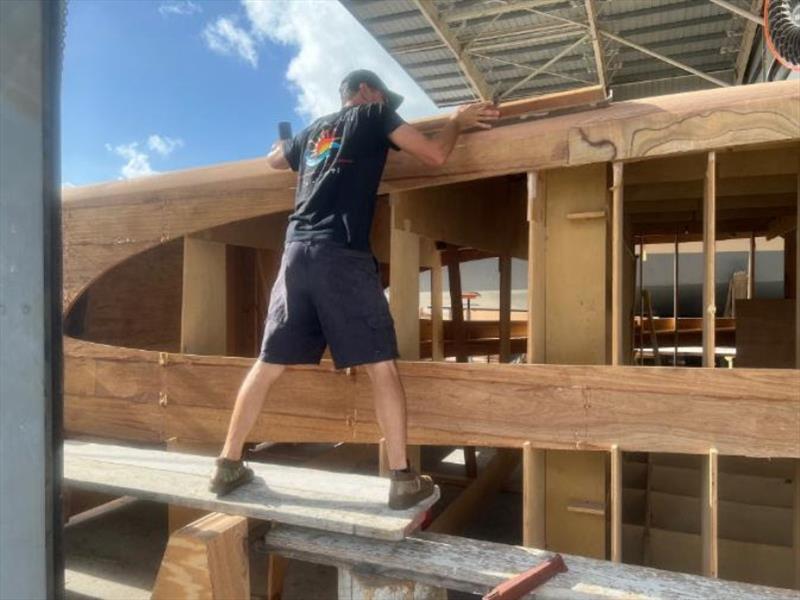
[305,129,341,167]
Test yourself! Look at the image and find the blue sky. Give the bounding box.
[61,0,439,187]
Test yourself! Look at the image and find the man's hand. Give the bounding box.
[451,101,500,130]
[267,140,290,170]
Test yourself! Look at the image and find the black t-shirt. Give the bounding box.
[281,103,405,251]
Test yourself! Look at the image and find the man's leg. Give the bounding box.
[363,359,407,470]
[219,360,285,461]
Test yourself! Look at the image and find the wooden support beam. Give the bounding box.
[430,251,444,362]
[748,233,756,299]
[610,444,622,563]
[584,0,607,90]
[152,512,250,600]
[701,448,719,578]
[181,236,227,355]
[611,162,624,366]
[673,234,680,365]
[412,0,491,101]
[703,152,717,368]
[527,172,546,364]
[523,441,546,548]
[499,254,512,362]
[65,338,800,458]
[267,554,288,600]
[428,449,520,535]
[442,246,467,362]
[389,206,421,360]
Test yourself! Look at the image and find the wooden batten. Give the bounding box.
[523,442,546,549]
[498,254,512,362]
[702,152,717,368]
[701,448,719,578]
[526,172,545,364]
[610,444,622,563]
[430,251,444,362]
[611,162,624,366]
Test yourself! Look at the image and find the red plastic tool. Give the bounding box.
[482,554,567,600]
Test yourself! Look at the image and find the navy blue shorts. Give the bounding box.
[259,240,399,369]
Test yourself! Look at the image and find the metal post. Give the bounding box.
[0,1,64,598]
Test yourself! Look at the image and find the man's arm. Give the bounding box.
[266,141,291,170]
[389,101,499,167]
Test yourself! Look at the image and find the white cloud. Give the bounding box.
[147,134,184,157]
[107,142,157,179]
[203,16,258,68]
[61,181,76,189]
[159,1,202,17]
[243,0,439,120]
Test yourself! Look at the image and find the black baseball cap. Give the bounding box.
[340,69,404,111]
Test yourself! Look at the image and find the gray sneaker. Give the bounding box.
[209,457,254,496]
[388,469,436,510]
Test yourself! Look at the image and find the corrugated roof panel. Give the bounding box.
[340,0,744,104]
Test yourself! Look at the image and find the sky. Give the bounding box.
[61,0,441,187]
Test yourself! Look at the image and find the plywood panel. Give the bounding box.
[544,164,609,365]
[736,299,796,368]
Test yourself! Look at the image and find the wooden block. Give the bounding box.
[152,512,249,600]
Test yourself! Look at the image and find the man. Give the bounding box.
[209,69,499,509]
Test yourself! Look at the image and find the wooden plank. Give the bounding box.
[259,524,800,599]
[523,442,546,549]
[703,152,717,368]
[64,338,800,458]
[611,162,623,366]
[701,448,719,578]
[411,85,607,133]
[428,449,519,535]
[64,441,439,541]
[498,255,512,362]
[62,82,800,308]
[152,512,249,600]
[610,445,622,563]
[526,171,546,364]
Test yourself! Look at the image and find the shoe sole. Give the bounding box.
[388,486,436,511]
[208,470,254,497]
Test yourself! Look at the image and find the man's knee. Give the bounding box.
[251,360,285,384]
[363,359,399,381]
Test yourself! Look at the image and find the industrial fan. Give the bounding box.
[765,0,800,70]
